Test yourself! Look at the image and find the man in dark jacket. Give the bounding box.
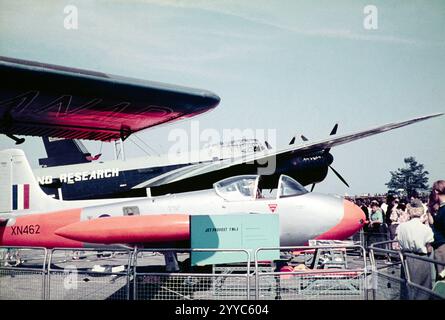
[431,181,445,280]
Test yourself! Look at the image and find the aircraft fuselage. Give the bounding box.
[34,151,333,200]
[0,189,363,248]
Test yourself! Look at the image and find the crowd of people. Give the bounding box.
[348,180,445,299]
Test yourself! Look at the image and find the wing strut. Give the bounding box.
[120,126,132,142]
[1,112,25,144]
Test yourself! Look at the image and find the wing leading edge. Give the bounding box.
[139,112,443,188]
[0,56,220,141]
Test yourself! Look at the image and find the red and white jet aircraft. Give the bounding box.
[0,149,365,248]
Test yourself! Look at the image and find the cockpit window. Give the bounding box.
[214,174,307,201]
[214,175,258,201]
[278,175,308,198]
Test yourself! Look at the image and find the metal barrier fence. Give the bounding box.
[133,248,251,300]
[0,247,48,300]
[352,228,390,251]
[369,240,445,300]
[254,245,368,300]
[2,245,369,300]
[7,243,442,300]
[47,248,133,300]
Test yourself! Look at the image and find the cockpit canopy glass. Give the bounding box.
[214,174,307,201]
[214,175,258,201]
[278,175,308,198]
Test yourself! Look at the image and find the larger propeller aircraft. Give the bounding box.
[0,56,443,201]
[34,113,442,200]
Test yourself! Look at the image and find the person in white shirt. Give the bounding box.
[396,199,434,299]
[381,201,388,216]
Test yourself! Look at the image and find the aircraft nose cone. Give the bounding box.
[315,199,366,241]
[342,199,367,236]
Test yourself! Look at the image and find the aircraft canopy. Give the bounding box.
[214,174,307,201]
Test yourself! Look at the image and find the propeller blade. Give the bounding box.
[289,134,309,145]
[310,183,315,192]
[329,165,349,188]
[264,141,273,149]
[330,123,338,136]
[325,123,338,153]
[291,124,336,146]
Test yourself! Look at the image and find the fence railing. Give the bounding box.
[1,243,444,300]
[369,240,445,300]
[47,247,133,300]
[254,245,367,300]
[133,248,251,300]
[0,246,48,300]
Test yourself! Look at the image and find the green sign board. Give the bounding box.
[190,214,279,266]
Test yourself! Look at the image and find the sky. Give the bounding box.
[0,0,444,196]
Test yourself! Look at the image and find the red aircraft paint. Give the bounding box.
[23,184,30,209]
[0,209,83,248]
[55,214,190,244]
[0,208,190,248]
[314,200,366,241]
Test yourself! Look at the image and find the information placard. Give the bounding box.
[190,214,279,266]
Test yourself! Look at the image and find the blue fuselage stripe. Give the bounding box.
[12,184,18,210]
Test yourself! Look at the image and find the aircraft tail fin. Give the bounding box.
[39,137,93,167]
[0,149,58,214]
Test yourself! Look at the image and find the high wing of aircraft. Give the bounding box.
[0,149,365,250]
[0,56,220,143]
[33,113,442,200]
[141,113,444,195]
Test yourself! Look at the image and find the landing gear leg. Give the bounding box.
[164,251,179,272]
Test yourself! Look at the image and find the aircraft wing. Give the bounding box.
[268,112,443,158]
[141,112,443,191]
[0,56,220,141]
